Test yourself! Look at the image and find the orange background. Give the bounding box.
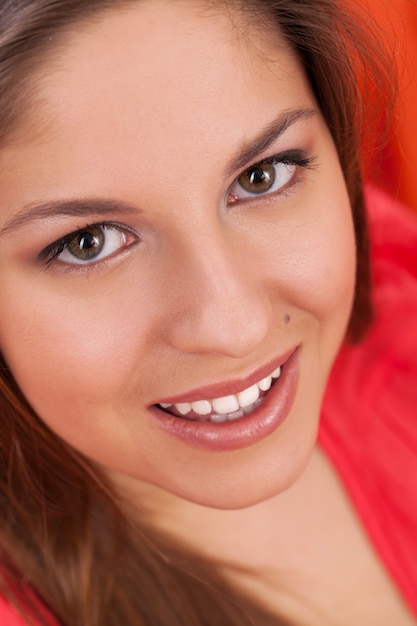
[369,0,417,210]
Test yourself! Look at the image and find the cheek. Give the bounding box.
[257,197,356,333]
[0,275,152,422]
[292,209,356,322]
[0,269,171,484]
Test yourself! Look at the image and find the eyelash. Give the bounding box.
[227,149,317,203]
[39,221,138,269]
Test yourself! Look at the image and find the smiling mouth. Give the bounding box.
[156,366,282,423]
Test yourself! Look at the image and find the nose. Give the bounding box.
[165,230,272,358]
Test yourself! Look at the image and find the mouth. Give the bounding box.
[150,347,299,451]
[155,365,282,423]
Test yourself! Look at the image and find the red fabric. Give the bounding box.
[0,595,29,626]
[320,185,417,616]
[0,592,57,625]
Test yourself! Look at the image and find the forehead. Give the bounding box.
[0,1,316,205]
[26,0,308,134]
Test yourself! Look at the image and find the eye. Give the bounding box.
[228,151,314,202]
[41,223,137,267]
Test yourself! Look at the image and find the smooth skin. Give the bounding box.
[0,2,413,624]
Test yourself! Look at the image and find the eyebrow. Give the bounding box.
[0,199,142,237]
[0,108,317,237]
[225,107,317,176]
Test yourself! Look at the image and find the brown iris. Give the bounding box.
[238,162,276,194]
[67,226,105,261]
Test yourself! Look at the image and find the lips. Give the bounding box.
[150,347,299,451]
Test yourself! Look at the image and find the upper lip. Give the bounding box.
[154,346,297,405]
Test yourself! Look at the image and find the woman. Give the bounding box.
[0,0,415,624]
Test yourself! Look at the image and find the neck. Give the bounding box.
[111,446,336,571]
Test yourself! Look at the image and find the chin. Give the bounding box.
[163,438,317,512]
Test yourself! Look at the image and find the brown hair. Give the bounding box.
[0,1,395,625]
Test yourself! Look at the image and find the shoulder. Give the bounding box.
[361,185,417,389]
[366,184,417,277]
[323,186,417,429]
[320,185,417,616]
[366,185,417,319]
[364,186,417,396]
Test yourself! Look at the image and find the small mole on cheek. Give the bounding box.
[284,314,291,325]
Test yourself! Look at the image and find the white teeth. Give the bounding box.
[212,395,240,415]
[191,400,212,416]
[258,376,272,391]
[176,402,191,415]
[237,383,259,408]
[159,362,283,420]
[271,366,281,378]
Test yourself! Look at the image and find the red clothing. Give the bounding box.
[0,598,27,626]
[320,185,417,617]
[0,593,57,626]
[1,186,416,623]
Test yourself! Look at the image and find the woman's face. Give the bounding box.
[0,1,355,509]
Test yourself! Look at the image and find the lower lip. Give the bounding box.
[150,348,300,451]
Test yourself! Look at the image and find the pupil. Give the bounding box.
[78,232,99,250]
[249,167,267,185]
